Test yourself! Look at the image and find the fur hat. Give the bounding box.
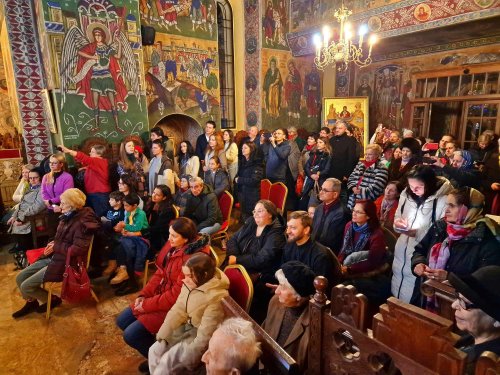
[281,261,316,298]
[400,137,421,156]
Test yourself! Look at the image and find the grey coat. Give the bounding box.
[9,186,47,235]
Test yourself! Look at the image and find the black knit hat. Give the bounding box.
[449,266,500,322]
[400,137,421,156]
[281,261,316,298]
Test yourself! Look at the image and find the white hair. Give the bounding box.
[275,269,301,300]
[217,318,262,372]
[189,176,204,186]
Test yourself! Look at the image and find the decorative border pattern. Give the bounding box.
[4,0,52,164]
[244,0,261,128]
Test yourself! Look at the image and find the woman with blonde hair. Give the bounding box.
[223,129,238,188]
[203,133,227,172]
[12,188,99,318]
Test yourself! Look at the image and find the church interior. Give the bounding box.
[0,0,500,374]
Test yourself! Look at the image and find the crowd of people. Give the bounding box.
[3,119,500,374]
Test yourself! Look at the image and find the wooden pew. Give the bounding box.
[221,296,300,375]
[422,278,457,322]
[309,276,468,375]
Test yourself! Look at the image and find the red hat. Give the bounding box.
[134,145,143,154]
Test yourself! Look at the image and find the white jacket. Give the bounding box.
[391,177,452,303]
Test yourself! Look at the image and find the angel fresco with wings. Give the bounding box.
[60,22,141,134]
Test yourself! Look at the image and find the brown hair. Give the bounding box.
[288,210,312,229]
[255,199,278,220]
[119,140,136,171]
[171,217,198,243]
[206,133,224,155]
[353,199,380,231]
[183,252,216,287]
[317,136,332,154]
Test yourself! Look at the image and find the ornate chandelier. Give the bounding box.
[313,3,377,71]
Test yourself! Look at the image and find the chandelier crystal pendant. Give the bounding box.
[313,2,377,71]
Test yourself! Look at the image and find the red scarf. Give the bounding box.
[305,144,315,151]
[357,160,377,187]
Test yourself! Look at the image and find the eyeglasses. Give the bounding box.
[352,210,367,215]
[320,187,335,193]
[454,293,477,311]
[28,176,40,180]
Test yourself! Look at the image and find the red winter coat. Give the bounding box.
[133,235,210,333]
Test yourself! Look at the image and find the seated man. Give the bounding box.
[7,168,46,269]
[311,178,349,253]
[184,176,223,235]
[282,211,342,289]
[202,317,262,375]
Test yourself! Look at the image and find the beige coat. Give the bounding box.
[154,269,229,371]
[263,295,310,373]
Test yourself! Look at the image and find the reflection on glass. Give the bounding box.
[426,78,437,97]
[462,75,472,95]
[483,104,498,117]
[415,79,425,98]
[465,120,481,142]
[449,76,460,96]
[437,77,448,97]
[486,72,499,94]
[472,73,486,95]
[467,104,482,117]
[413,106,424,118]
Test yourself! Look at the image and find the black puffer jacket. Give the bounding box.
[410,218,500,304]
[226,216,286,282]
[236,156,264,219]
[185,184,223,231]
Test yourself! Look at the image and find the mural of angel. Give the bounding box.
[60,22,141,134]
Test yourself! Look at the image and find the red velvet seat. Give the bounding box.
[211,190,234,244]
[269,182,288,213]
[224,265,254,312]
[260,179,272,200]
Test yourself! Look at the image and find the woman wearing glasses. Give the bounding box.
[449,266,500,374]
[410,187,500,308]
[225,200,286,322]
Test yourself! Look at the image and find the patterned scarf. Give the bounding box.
[340,222,371,259]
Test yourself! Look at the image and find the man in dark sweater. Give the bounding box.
[311,178,349,254]
[195,120,216,162]
[266,128,291,183]
[283,211,342,288]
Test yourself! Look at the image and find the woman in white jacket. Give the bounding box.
[391,165,452,303]
[176,140,200,178]
[223,130,238,190]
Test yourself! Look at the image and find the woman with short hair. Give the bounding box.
[12,188,99,318]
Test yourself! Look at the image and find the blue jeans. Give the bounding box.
[116,307,155,358]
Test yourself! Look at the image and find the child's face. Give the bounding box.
[123,202,137,212]
[109,198,120,207]
[209,159,218,171]
[182,266,198,289]
[180,178,189,189]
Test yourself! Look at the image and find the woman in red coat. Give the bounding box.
[116,217,210,367]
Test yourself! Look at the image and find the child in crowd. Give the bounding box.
[173,174,191,216]
[203,156,230,197]
[59,144,111,217]
[110,193,150,296]
[148,252,229,374]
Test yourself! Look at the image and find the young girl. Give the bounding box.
[203,156,230,197]
[148,252,229,374]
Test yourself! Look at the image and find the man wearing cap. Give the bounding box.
[263,261,316,373]
[449,266,500,373]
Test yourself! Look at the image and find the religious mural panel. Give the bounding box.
[262,0,290,50]
[40,0,149,146]
[140,0,217,41]
[261,49,322,131]
[143,33,220,127]
[290,0,320,32]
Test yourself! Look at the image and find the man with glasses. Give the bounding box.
[282,211,342,290]
[311,178,349,254]
[7,169,46,268]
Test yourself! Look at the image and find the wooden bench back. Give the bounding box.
[221,296,299,375]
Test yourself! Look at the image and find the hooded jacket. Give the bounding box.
[391,177,452,303]
[43,207,100,282]
[184,184,223,231]
[155,269,229,368]
[136,235,211,333]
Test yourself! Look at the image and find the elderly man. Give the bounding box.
[288,126,305,151]
[202,318,262,375]
[283,211,342,288]
[184,176,222,234]
[311,178,349,254]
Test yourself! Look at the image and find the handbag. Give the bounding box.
[295,173,305,196]
[61,249,92,303]
[313,180,321,201]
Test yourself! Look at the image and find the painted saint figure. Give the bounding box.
[284,61,302,119]
[74,27,128,133]
[304,64,320,118]
[263,58,283,119]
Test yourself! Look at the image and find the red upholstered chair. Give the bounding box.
[211,190,234,244]
[269,182,288,213]
[224,265,254,312]
[260,179,272,200]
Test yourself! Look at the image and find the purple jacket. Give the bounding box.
[41,171,74,208]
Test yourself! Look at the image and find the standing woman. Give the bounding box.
[117,139,147,197]
[176,140,200,178]
[300,136,331,209]
[391,165,452,303]
[223,130,238,189]
[41,153,74,235]
[235,142,264,221]
[297,133,318,178]
[145,185,176,254]
[204,133,227,173]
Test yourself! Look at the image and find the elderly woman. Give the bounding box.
[12,188,99,318]
[411,187,500,307]
[470,133,496,164]
[235,141,264,221]
[116,217,210,372]
[391,165,452,304]
[388,137,420,182]
[432,150,480,189]
[263,261,316,373]
[449,266,500,374]
[8,168,46,267]
[226,199,286,322]
[347,144,389,211]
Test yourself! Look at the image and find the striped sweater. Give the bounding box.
[347,160,389,210]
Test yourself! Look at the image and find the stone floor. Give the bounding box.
[0,241,159,375]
